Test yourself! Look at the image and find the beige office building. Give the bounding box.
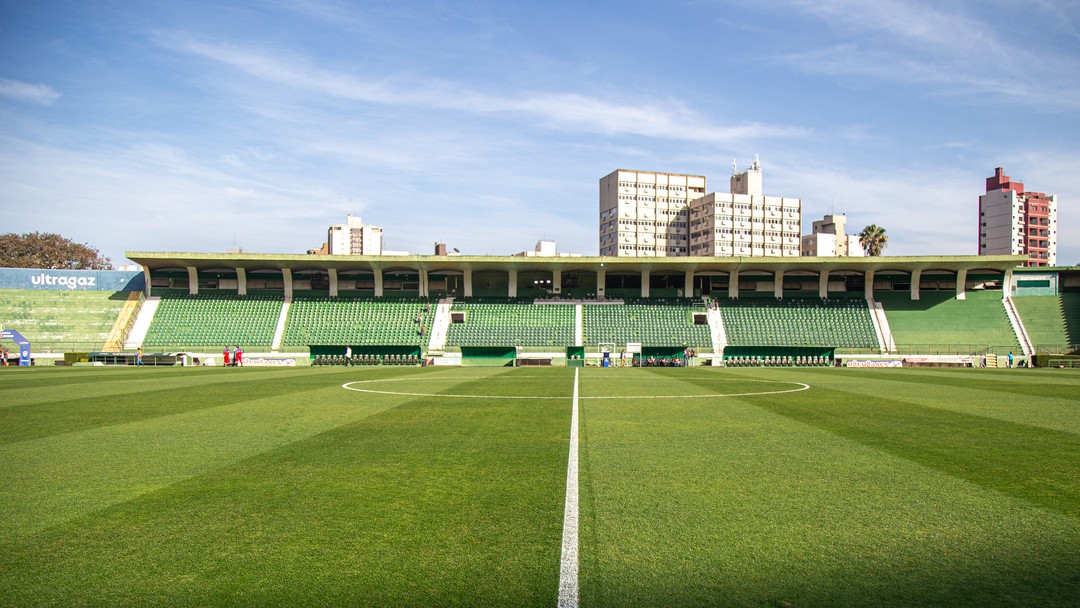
[328,214,383,256]
[599,170,706,257]
[688,159,802,257]
[801,214,864,257]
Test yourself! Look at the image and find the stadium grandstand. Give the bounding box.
[1,254,1077,367]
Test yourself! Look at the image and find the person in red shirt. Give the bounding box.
[222,347,230,367]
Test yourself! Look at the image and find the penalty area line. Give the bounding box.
[557,368,580,608]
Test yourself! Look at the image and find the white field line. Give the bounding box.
[558,367,580,608]
[340,378,810,400]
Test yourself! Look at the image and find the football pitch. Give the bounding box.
[1,366,1078,607]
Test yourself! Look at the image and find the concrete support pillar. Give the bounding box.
[774,270,784,299]
[374,268,384,297]
[911,269,922,301]
[464,269,473,298]
[419,268,429,298]
[956,268,967,301]
[728,270,739,299]
[187,267,198,295]
[237,267,247,296]
[282,268,293,300]
[1003,268,1014,299]
[819,270,829,299]
[596,269,606,298]
[641,270,650,298]
[142,267,151,296]
[328,268,338,297]
[684,270,694,299]
[864,270,875,301]
[508,269,518,298]
[553,269,562,294]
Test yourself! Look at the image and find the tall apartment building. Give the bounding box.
[801,213,864,257]
[599,170,706,256]
[978,168,1057,267]
[327,214,383,256]
[688,159,802,257]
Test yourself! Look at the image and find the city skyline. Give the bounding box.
[1,1,1078,266]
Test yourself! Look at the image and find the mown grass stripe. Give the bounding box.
[745,384,1080,518]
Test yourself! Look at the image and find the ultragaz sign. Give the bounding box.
[0,268,143,291]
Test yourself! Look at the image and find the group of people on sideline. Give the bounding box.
[221,346,244,367]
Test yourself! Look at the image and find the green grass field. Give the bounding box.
[1,366,1078,607]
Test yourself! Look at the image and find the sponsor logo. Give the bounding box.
[845,359,904,368]
[29,273,97,289]
[245,357,297,367]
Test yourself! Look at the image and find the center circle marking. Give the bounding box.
[341,376,810,399]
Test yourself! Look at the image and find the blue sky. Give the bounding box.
[1,0,1078,266]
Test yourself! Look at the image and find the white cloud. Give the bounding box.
[763,0,1080,109]
[156,34,806,145]
[0,78,61,105]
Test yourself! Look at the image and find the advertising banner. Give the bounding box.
[844,359,904,368]
[0,268,144,291]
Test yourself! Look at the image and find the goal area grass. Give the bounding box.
[1,366,1078,607]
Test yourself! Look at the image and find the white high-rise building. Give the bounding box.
[979,168,1057,267]
[599,170,706,257]
[687,158,802,257]
[327,214,383,256]
[801,214,864,257]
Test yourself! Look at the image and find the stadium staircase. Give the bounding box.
[271,299,291,352]
[125,296,158,349]
[574,304,584,347]
[426,298,453,354]
[102,291,143,352]
[866,297,895,352]
[706,303,727,355]
[1002,297,1033,357]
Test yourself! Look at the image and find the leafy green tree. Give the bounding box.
[858,224,889,257]
[0,232,112,269]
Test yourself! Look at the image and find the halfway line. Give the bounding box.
[557,368,580,608]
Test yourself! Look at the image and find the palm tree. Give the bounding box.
[859,224,888,256]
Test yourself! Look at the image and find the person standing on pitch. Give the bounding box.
[135,346,144,366]
[234,345,243,367]
[222,346,230,367]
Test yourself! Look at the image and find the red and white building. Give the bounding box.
[978,168,1057,267]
